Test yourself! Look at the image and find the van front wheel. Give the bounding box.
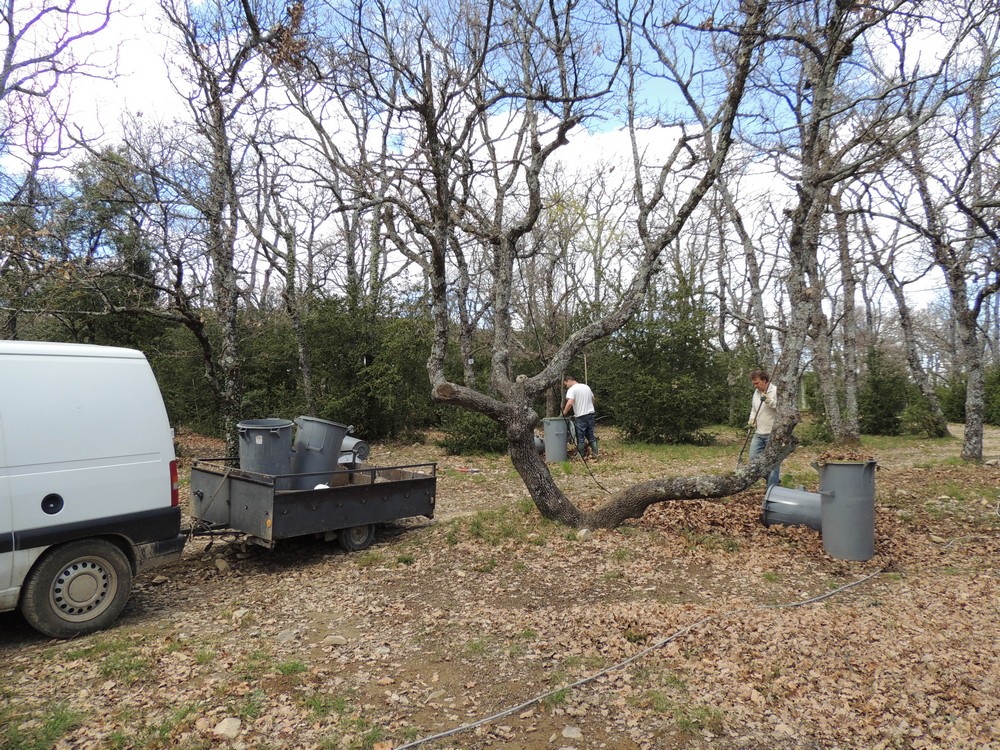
[21,540,133,639]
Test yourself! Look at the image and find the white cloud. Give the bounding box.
[66,1,182,141]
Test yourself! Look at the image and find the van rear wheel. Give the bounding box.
[20,540,133,639]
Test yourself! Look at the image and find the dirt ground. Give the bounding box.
[2,425,999,750]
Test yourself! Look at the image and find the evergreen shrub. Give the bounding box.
[985,367,1000,426]
[900,385,949,437]
[147,325,225,437]
[590,285,727,443]
[858,346,909,435]
[796,417,834,446]
[240,314,305,421]
[936,376,966,423]
[307,303,436,439]
[436,409,508,454]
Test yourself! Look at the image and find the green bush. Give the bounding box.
[858,346,909,435]
[436,409,508,455]
[240,313,305,420]
[796,417,834,446]
[722,346,765,428]
[588,283,728,443]
[306,301,436,439]
[985,367,1000,426]
[605,370,721,443]
[790,371,833,443]
[900,384,945,437]
[936,376,966,423]
[147,325,226,437]
[150,300,439,440]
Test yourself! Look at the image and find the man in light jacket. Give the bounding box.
[748,369,780,487]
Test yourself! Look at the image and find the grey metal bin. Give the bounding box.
[761,485,822,531]
[339,435,371,462]
[542,417,570,461]
[816,460,877,561]
[237,418,294,476]
[290,416,352,489]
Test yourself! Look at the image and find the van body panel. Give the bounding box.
[9,457,169,532]
[0,341,183,634]
[9,547,44,603]
[0,411,12,602]
[13,506,182,556]
[2,349,172,529]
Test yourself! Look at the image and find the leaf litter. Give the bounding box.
[1,426,998,749]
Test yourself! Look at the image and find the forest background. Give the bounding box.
[3,0,1000,495]
[5,6,1000,747]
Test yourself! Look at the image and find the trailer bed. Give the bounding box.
[190,458,436,549]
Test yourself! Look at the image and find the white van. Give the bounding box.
[0,341,184,638]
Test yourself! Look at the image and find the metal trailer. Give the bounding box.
[189,459,436,551]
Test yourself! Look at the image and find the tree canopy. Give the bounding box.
[3,0,1000,526]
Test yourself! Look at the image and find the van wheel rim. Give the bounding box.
[50,559,117,622]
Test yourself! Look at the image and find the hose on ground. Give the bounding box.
[392,567,885,750]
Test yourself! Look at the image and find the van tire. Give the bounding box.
[339,524,375,552]
[20,540,133,639]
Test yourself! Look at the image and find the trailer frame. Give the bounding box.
[189,458,436,550]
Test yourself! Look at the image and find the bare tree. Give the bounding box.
[867,7,1000,459]
[725,0,986,454]
[513,163,636,414]
[1,0,114,337]
[141,0,282,447]
[294,0,778,527]
[860,210,951,437]
[240,134,326,414]
[0,0,112,155]
[830,188,862,438]
[709,169,782,366]
[53,0,289,446]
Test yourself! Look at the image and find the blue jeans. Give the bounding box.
[573,413,596,457]
[749,433,781,487]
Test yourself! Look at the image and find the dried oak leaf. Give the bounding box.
[816,449,876,462]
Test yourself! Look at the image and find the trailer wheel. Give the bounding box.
[339,524,375,552]
[20,539,133,639]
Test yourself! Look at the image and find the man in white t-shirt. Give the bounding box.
[562,375,598,459]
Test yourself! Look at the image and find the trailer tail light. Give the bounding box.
[170,459,180,507]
